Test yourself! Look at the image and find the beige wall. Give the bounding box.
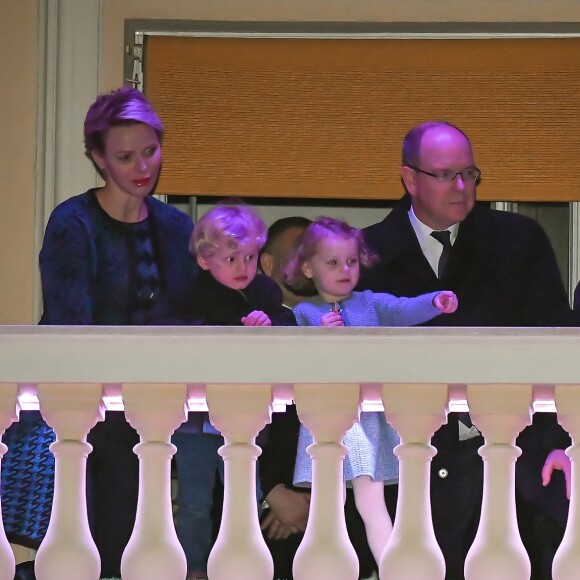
[101,0,580,89]
[0,0,37,324]
[2,0,579,324]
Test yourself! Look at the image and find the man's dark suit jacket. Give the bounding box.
[361,196,571,327]
[359,195,573,579]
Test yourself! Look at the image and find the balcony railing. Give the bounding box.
[1,325,580,580]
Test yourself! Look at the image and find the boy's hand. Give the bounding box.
[542,449,571,500]
[241,310,272,326]
[434,291,458,313]
[321,311,344,326]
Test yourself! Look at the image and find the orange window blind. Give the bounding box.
[144,36,580,202]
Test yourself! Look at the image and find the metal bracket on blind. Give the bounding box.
[125,31,144,91]
[493,202,518,214]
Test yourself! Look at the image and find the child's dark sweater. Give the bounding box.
[190,269,296,326]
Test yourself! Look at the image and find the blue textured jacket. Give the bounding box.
[39,189,198,325]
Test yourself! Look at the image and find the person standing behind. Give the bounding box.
[257,216,313,579]
[259,216,314,308]
[359,120,572,579]
[38,87,198,579]
[174,203,295,580]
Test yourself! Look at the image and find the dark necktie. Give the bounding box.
[431,230,452,278]
[432,231,472,431]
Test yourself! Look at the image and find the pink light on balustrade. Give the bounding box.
[17,390,40,411]
[532,399,557,413]
[187,397,209,412]
[102,394,124,411]
[14,388,558,415]
[448,399,470,413]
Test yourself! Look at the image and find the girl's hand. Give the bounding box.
[542,449,571,500]
[321,311,345,327]
[241,310,272,326]
[434,291,458,313]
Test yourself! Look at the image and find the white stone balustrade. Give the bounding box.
[293,383,360,580]
[464,384,533,580]
[380,383,448,580]
[552,384,580,580]
[121,382,188,580]
[0,383,18,580]
[206,383,273,580]
[35,382,103,580]
[0,325,580,580]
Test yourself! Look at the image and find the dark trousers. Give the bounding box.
[87,411,140,579]
[265,531,304,580]
[431,437,484,580]
[172,432,224,573]
[429,413,569,580]
[518,493,566,580]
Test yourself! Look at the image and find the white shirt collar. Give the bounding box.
[408,206,460,275]
[408,205,459,244]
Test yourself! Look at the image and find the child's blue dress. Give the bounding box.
[292,290,442,486]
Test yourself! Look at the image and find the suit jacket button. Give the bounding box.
[438,468,448,479]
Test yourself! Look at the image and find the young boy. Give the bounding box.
[173,203,295,580]
[189,204,296,326]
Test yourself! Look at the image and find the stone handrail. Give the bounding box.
[1,326,580,580]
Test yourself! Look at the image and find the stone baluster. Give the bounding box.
[552,384,580,580]
[206,383,274,580]
[379,383,448,580]
[464,383,532,580]
[35,382,104,580]
[0,383,18,580]
[292,383,360,580]
[121,382,188,580]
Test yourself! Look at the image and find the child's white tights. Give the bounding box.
[352,475,393,566]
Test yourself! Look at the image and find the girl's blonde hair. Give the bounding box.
[284,216,377,294]
[190,203,267,258]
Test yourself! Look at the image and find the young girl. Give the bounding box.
[284,216,458,567]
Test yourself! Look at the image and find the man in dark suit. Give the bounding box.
[359,120,572,579]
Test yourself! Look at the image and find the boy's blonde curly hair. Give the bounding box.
[190,203,267,258]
